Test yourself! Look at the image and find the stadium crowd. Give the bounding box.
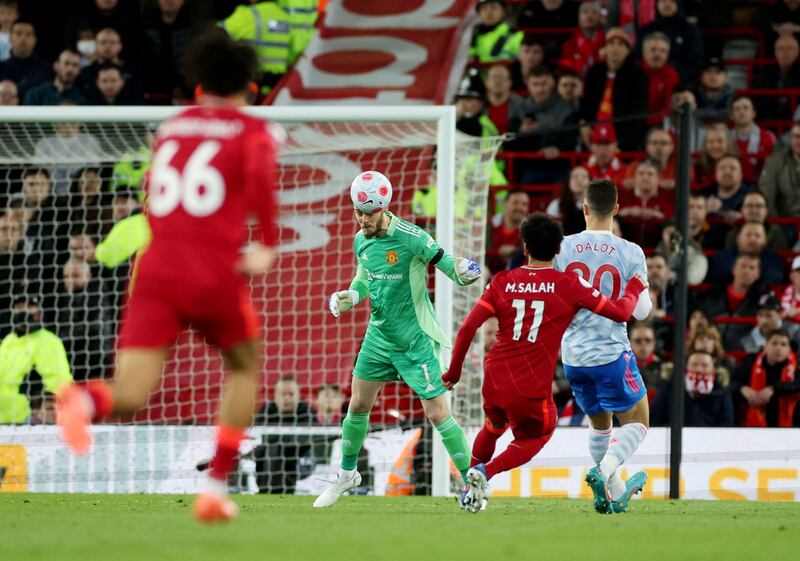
[1,0,800,432]
[463,0,800,428]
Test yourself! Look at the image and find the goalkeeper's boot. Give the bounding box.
[193,492,238,523]
[56,384,92,455]
[313,470,362,508]
[610,471,648,514]
[465,464,489,514]
[585,466,612,514]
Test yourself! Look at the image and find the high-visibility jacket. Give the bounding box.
[221,2,292,76]
[0,330,72,423]
[95,212,151,269]
[277,0,317,65]
[469,22,523,62]
[410,184,478,220]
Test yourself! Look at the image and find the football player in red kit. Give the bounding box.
[442,213,647,512]
[56,30,281,523]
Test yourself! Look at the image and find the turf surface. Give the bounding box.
[1,494,798,561]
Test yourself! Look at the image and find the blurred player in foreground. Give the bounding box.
[314,171,482,508]
[56,30,281,523]
[555,179,652,514]
[442,213,648,512]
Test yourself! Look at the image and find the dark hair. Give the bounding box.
[687,349,715,362]
[731,94,754,107]
[529,64,553,78]
[743,190,767,203]
[506,188,530,201]
[316,384,341,395]
[184,28,258,96]
[558,69,580,80]
[559,166,586,223]
[10,19,33,33]
[522,33,543,47]
[22,167,50,180]
[637,158,662,173]
[521,213,564,261]
[766,328,791,343]
[59,47,81,59]
[96,61,123,76]
[584,179,617,216]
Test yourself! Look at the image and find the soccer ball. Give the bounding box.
[350,171,392,213]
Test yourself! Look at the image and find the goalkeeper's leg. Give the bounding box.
[421,395,471,484]
[313,377,382,508]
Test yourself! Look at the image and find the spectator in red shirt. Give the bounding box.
[484,63,526,135]
[731,95,776,185]
[579,27,649,151]
[487,188,529,274]
[780,255,800,321]
[583,123,625,185]
[559,1,605,78]
[639,31,680,126]
[618,159,675,247]
[622,128,691,191]
[694,123,740,190]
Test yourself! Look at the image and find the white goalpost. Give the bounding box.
[0,106,501,497]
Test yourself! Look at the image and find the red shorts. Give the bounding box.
[118,265,258,351]
[482,388,557,441]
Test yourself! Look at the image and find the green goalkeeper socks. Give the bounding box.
[435,415,471,483]
[340,411,370,470]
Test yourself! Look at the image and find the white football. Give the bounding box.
[350,171,393,213]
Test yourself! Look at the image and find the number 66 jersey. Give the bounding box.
[554,230,651,368]
[118,106,281,351]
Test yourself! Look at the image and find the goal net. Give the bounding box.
[0,107,501,496]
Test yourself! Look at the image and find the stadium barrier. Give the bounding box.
[2,426,797,501]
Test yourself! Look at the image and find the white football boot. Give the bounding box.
[313,470,362,508]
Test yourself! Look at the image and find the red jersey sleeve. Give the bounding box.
[570,273,647,322]
[445,280,498,385]
[243,124,281,247]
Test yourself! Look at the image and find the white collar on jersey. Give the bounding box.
[521,265,554,270]
[582,229,615,234]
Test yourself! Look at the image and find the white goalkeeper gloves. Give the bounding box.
[328,289,361,318]
[455,257,481,285]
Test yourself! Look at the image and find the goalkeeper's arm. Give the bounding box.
[430,249,482,286]
[328,261,369,318]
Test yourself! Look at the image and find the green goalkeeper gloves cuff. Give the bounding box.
[328,289,361,318]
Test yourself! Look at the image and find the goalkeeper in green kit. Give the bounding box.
[313,170,482,508]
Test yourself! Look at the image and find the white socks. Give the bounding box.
[338,467,356,479]
[595,423,648,501]
[202,476,229,496]
[588,426,611,465]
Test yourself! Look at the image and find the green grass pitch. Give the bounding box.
[1,494,798,561]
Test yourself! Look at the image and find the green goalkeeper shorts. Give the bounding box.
[352,331,446,400]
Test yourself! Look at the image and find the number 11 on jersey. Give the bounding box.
[511,299,545,343]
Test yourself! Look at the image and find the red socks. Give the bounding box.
[83,380,114,421]
[209,426,245,482]
[485,435,551,480]
[471,421,505,467]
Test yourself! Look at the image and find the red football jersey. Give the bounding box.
[447,266,643,399]
[142,105,280,276]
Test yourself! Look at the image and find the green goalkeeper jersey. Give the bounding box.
[349,212,464,351]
